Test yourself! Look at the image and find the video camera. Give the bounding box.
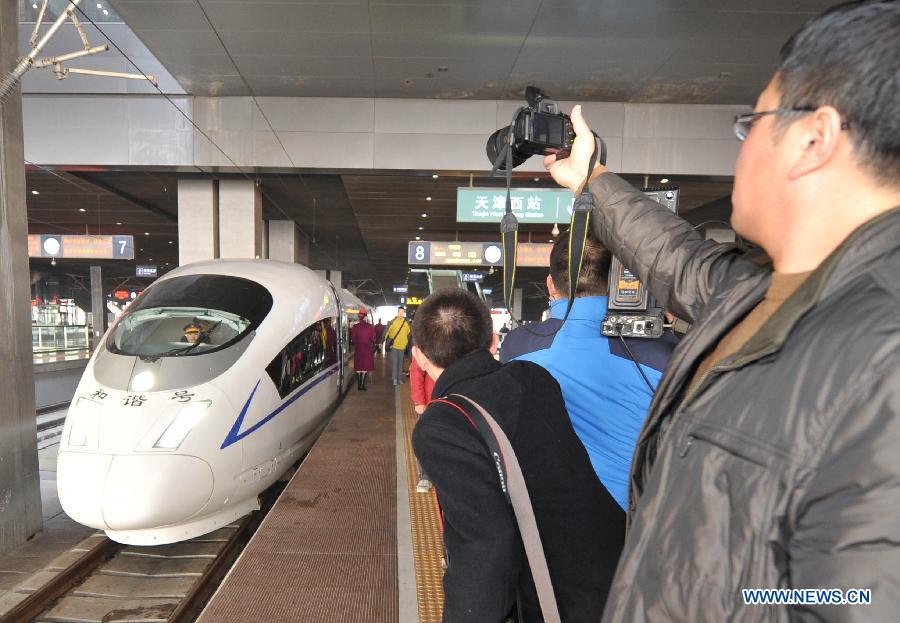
[486,87,576,171]
[602,188,680,339]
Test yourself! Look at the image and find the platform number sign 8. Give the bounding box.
[408,241,431,265]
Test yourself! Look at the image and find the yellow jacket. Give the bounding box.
[385,317,411,350]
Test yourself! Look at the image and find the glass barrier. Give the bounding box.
[32,324,91,363]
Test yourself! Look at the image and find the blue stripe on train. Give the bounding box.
[220,363,340,449]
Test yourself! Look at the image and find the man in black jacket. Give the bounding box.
[411,288,624,623]
[545,2,900,621]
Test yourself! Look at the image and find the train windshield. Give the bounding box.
[107,274,273,358]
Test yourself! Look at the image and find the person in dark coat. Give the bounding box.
[373,319,386,355]
[545,4,900,620]
[350,310,375,390]
[411,288,623,623]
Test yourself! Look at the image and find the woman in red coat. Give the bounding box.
[350,310,375,390]
[409,356,435,491]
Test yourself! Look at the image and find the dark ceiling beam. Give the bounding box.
[68,172,178,223]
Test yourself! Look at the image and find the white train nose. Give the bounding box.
[58,452,214,531]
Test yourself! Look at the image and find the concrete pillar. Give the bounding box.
[297,237,310,266]
[89,266,105,341]
[268,220,309,265]
[329,270,342,289]
[0,0,43,553]
[178,179,218,265]
[218,180,262,259]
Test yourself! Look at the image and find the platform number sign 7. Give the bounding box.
[408,241,430,265]
[112,235,135,259]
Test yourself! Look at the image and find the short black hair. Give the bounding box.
[549,229,612,297]
[412,288,493,369]
[774,1,900,187]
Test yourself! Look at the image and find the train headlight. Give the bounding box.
[68,398,101,447]
[154,401,211,449]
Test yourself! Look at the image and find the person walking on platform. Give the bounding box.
[545,3,900,620]
[409,356,435,493]
[373,318,386,356]
[500,230,677,513]
[350,310,375,391]
[412,289,623,622]
[384,307,411,386]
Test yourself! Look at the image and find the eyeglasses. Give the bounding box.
[733,107,816,141]
[733,106,851,141]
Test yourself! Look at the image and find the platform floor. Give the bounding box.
[199,357,446,622]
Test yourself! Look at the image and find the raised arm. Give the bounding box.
[545,105,764,324]
[587,172,760,323]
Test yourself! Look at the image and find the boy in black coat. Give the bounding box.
[411,288,625,623]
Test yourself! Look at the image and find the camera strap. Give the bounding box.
[435,394,562,623]
[500,133,606,336]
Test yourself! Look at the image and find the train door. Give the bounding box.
[330,285,345,388]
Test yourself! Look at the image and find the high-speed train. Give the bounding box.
[57,260,371,545]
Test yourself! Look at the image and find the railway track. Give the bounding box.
[0,485,282,623]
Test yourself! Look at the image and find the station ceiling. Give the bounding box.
[107,0,837,104]
[22,0,818,301]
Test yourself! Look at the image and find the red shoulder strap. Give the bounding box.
[429,398,477,430]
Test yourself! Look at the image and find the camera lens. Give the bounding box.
[486,127,529,171]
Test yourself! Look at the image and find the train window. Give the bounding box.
[265,318,338,398]
[107,275,272,358]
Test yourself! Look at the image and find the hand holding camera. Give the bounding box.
[544,105,606,194]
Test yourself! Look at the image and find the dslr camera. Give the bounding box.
[486,87,575,171]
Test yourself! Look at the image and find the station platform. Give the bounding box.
[198,358,445,622]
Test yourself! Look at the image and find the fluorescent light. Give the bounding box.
[155,401,211,449]
[426,196,432,201]
[418,226,423,230]
[168,240,173,244]
[415,236,421,240]
[96,3,102,7]
[661,178,669,183]
[116,221,122,225]
[102,9,108,15]
[144,232,149,236]
[432,174,439,179]
[31,190,39,195]
[79,208,86,212]
[421,213,427,218]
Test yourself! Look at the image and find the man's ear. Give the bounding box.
[490,332,501,356]
[788,105,844,181]
[546,274,558,300]
[412,345,426,367]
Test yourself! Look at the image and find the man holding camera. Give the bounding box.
[500,230,676,513]
[544,2,900,620]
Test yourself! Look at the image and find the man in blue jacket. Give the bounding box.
[500,231,677,510]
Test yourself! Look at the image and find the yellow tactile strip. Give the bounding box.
[401,383,445,623]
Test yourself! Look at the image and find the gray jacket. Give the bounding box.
[588,173,900,622]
